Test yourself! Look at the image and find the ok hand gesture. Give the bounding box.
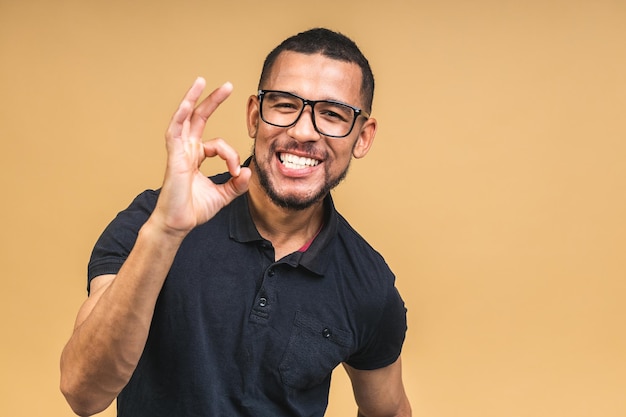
[152,77,251,239]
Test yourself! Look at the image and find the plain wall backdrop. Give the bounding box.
[1,0,625,416]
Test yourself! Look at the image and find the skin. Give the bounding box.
[59,51,411,416]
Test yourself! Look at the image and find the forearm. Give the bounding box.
[356,402,412,417]
[60,219,185,416]
[357,400,413,417]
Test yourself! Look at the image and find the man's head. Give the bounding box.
[247,29,377,211]
[258,28,375,113]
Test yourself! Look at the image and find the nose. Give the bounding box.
[287,105,321,142]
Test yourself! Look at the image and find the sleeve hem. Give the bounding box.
[345,351,401,371]
[87,258,125,293]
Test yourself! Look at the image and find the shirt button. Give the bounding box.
[267,268,275,277]
[259,297,267,307]
[322,328,331,338]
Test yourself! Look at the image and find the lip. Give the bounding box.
[279,148,323,159]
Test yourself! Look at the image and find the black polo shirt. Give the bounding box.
[88,171,407,417]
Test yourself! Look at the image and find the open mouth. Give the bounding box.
[279,153,320,170]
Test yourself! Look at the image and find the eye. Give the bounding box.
[317,103,352,123]
[265,93,301,112]
[274,101,298,110]
[320,109,345,121]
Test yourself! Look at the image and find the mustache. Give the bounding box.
[272,140,328,160]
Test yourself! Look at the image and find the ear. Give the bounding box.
[246,95,260,138]
[352,117,377,159]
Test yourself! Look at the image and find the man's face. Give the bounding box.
[247,51,376,210]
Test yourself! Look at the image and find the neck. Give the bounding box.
[247,171,325,260]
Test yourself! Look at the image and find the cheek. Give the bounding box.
[253,131,279,159]
[328,140,358,163]
[255,124,282,142]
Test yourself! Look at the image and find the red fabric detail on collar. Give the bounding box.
[298,223,324,252]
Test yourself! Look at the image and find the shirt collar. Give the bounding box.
[228,188,338,277]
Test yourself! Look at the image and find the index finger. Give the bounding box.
[202,137,242,177]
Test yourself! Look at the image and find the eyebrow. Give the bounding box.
[264,90,295,99]
[265,90,357,108]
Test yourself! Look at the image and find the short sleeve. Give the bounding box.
[345,285,408,370]
[87,189,159,293]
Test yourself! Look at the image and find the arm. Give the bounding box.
[344,357,412,417]
[59,78,251,416]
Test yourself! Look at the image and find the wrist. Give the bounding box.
[141,215,190,247]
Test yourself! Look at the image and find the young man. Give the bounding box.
[61,28,411,417]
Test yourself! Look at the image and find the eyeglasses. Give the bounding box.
[258,90,370,138]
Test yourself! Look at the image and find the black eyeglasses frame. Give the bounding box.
[257,89,370,138]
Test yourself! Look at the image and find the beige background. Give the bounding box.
[1,0,625,416]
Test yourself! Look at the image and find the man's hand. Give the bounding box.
[153,77,251,238]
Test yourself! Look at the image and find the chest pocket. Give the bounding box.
[279,311,353,390]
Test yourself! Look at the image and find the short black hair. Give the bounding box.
[258,28,375,113]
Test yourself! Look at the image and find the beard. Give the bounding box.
[252,141,351,211]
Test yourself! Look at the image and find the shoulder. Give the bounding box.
[333,211,395,283]
[330,212,408,370]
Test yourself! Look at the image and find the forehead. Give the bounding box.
[263,51,363,104]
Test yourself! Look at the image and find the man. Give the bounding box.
[60,28,411,417]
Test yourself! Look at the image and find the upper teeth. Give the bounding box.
[280,153,320,169]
